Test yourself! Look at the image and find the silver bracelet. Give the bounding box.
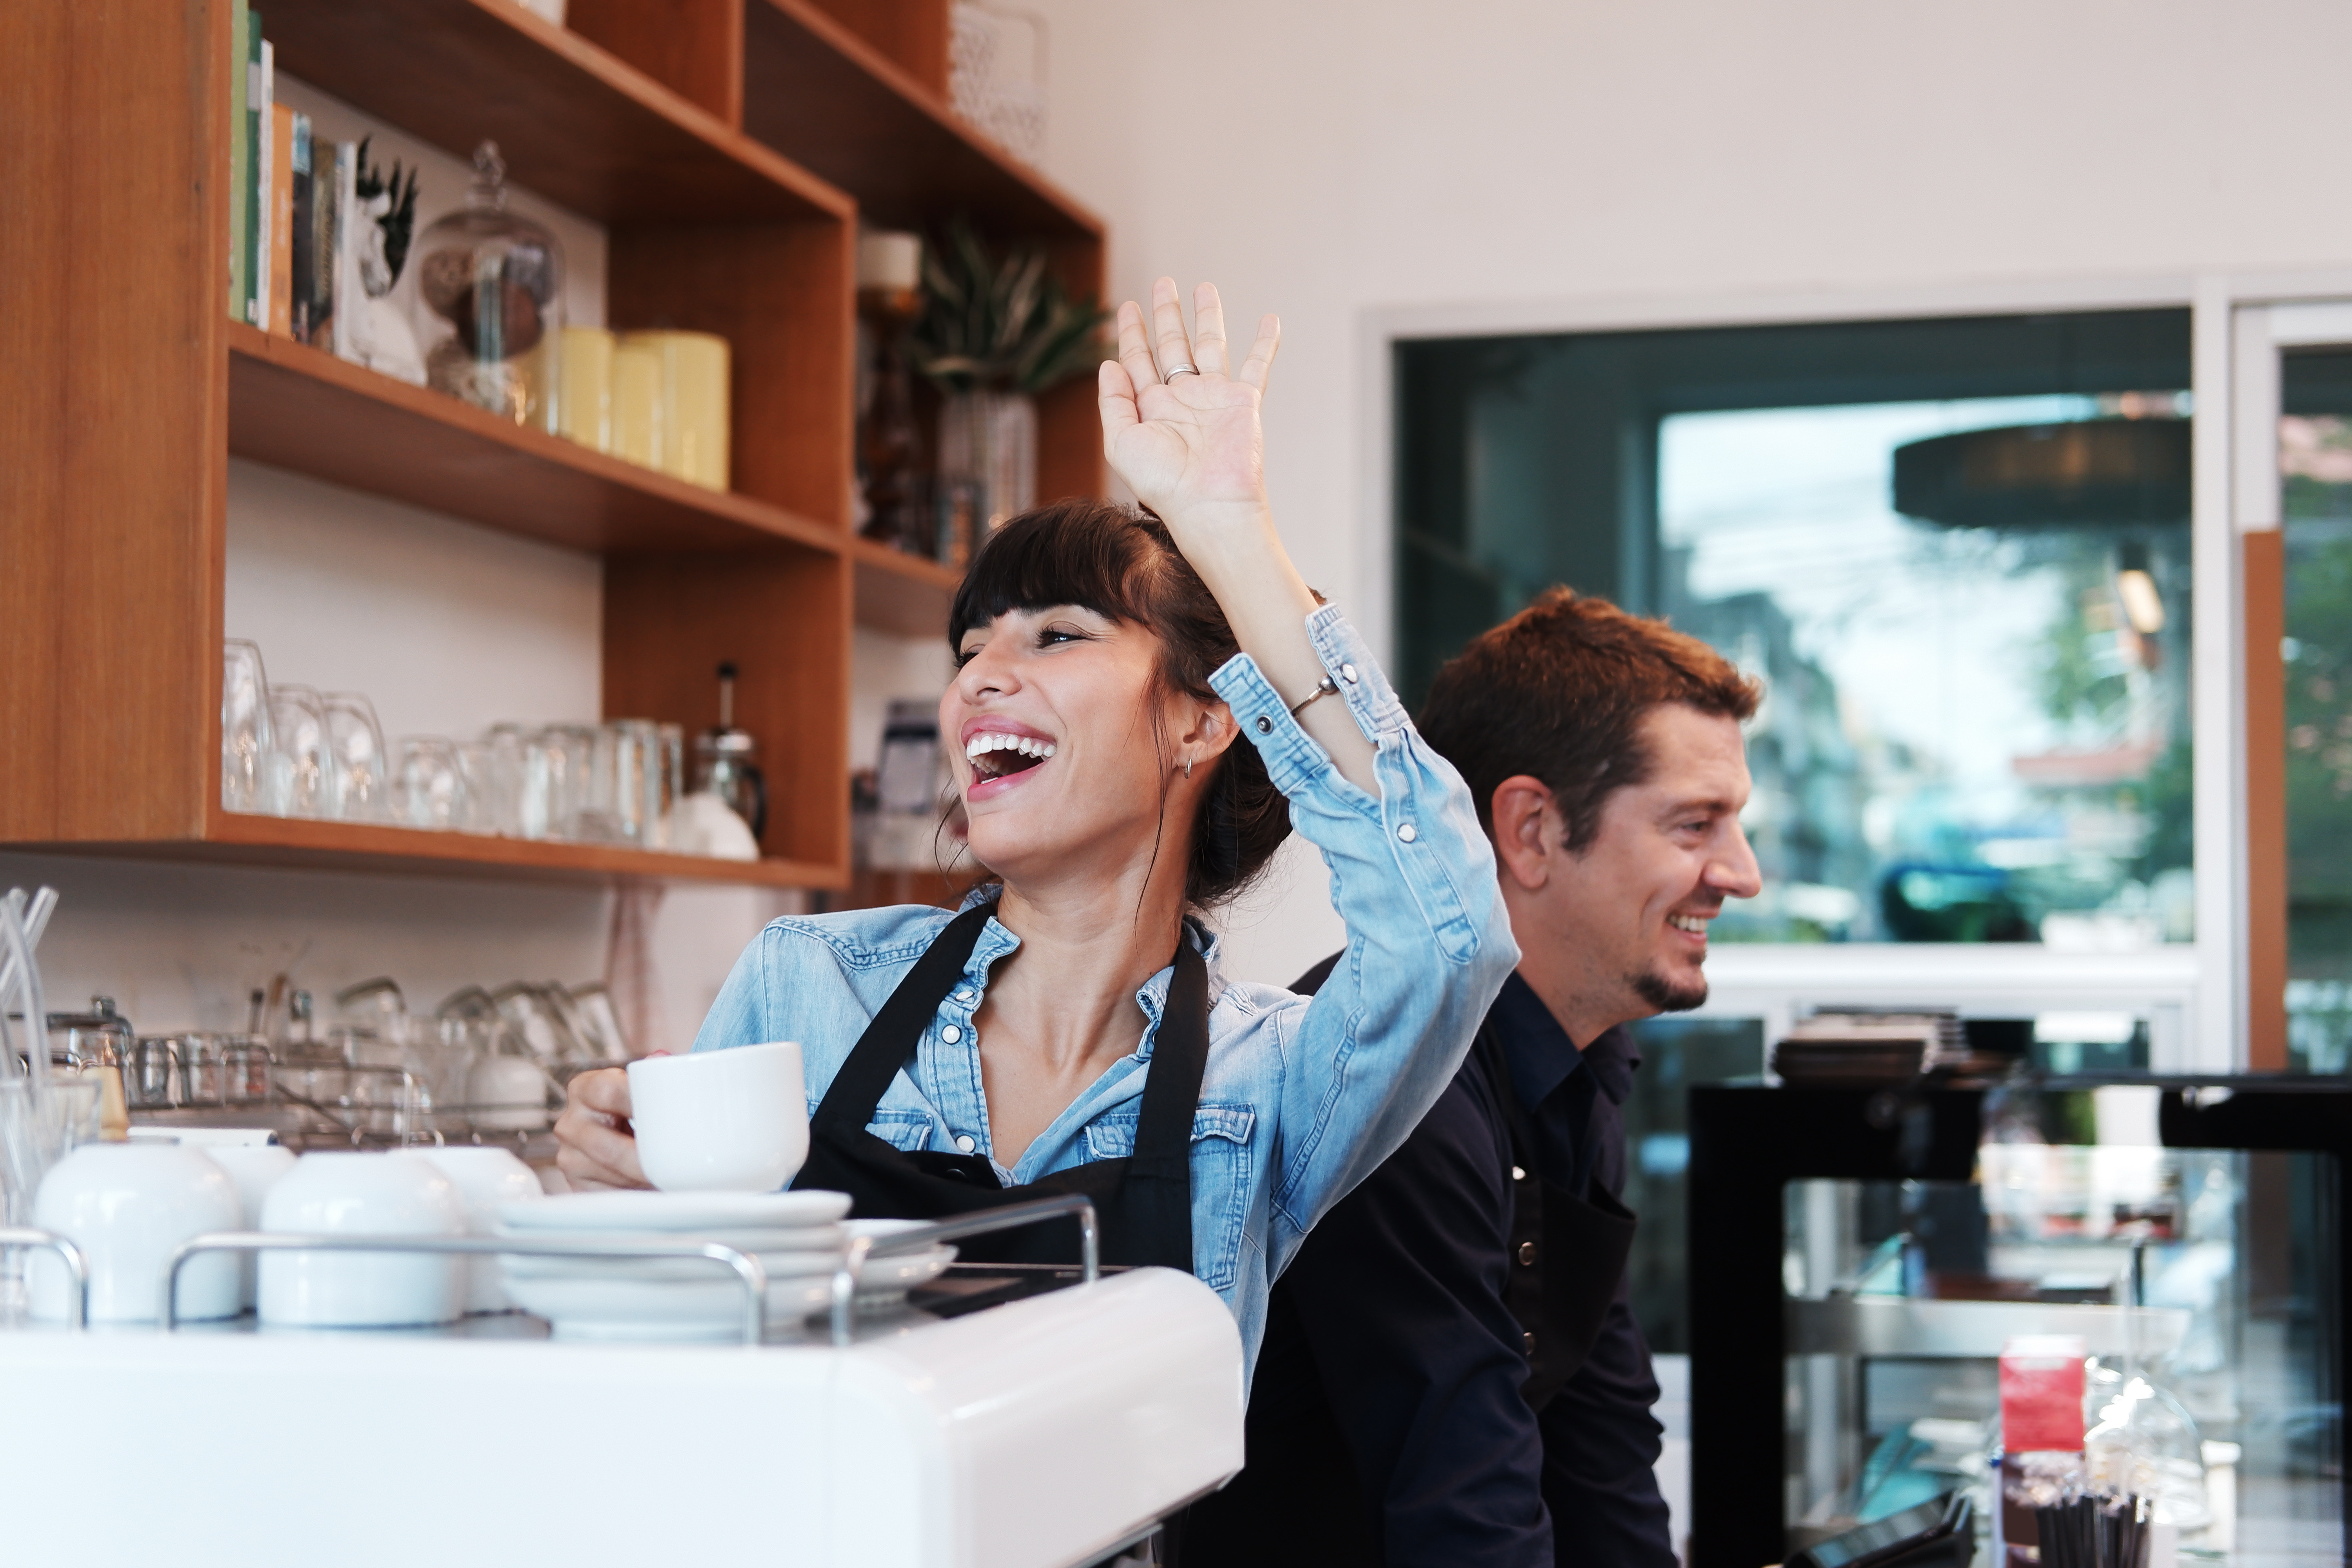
[1288,674,1341,719]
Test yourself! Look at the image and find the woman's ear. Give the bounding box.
[1488,775,1558,892]
[1179,699,1240,766]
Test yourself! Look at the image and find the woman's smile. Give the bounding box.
[960,716,1061,802]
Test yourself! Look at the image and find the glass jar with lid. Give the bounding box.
[409,140,563,430]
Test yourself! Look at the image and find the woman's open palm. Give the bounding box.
[1099,279,1281,527]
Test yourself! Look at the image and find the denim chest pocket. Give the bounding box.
[1084,1103,1255,1291]
[864,1109,935,1152]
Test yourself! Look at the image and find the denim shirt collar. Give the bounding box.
[949,887,1224,1062]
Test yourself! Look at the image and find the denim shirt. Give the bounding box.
[691,606,1518,1383]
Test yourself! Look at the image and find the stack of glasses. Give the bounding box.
[223,639,684,847]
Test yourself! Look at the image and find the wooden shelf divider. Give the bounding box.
[227,324,840,557]
[741,0,1102,239]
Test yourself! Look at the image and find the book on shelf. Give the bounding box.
[242,12,263,325]
[227,0,249,321]
[329,141,357,360]
[252,37,274,328]
[267,102,295,336]
[293,117,337,348]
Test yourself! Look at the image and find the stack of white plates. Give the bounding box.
[491,1191,956,1342]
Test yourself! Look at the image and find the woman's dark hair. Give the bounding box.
[947,498,1291,907]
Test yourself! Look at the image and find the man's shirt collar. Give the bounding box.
[1489,969,1583,1112]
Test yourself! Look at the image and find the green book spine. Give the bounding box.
[227,0,248,319]
[244,11,263,324]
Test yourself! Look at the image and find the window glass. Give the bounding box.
[1659,398,2192,944]
[1394,310,2195,946]
[2281,350,2352,1069]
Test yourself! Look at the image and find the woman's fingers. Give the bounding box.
[1098,358,1141,454]
[1148,276,1194,377]
[1114,299,1161,394]
[1236,312,1282,392]
[1191,282,1230,378]
[554,1066,651,1190]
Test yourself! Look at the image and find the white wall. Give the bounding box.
[1013,0,2352,984]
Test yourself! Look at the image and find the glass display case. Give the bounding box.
[1690,1080,2346,1568]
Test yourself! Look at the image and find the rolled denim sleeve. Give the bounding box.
[1208,605,1518,1272]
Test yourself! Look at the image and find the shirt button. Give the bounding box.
[953,989,973,1004]
[1512,1165,1527,1182]
[955,1134,977,1153]
[1396,822,1417,843]
[1255,715,1273,734]
[1341,662,1359,684]
[940,1024,962,1044]
[1518,1241,1538,1266]
[1523,1330,1537,1354]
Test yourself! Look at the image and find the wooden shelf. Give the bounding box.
[228,325,841,556]
[5,813,844,889]
[260,0,850,225]
[851,539,962,638]
[742,0,1102,239]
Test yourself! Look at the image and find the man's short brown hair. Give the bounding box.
[1417,588,1762,853]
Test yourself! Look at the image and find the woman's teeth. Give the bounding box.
[1668,914,1708,934]
[965,732,1056,780]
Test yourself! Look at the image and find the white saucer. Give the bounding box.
[503,1247,956,1341]
[490,1222,846,1258]
[500,1244,849,1283]
[494,1189,851,1232]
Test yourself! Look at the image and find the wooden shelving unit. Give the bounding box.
[0,0,1103,891]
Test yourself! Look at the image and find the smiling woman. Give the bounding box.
[554,280,1518,1391]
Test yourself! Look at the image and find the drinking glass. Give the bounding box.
[545,723,600,840]
[221,640,274,814]
[179,1033,228,1107]
[510,726,572,840]
[654,722,684,849]
[479,723,530,837]
[455,741,501,834]
[268,684,336,819]
[220,1035,273,1106]
[392,737,467,831]
[126,1037,181,1110]
[321,692,390,823]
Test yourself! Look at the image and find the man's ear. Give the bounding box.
[1488,775,1558,892]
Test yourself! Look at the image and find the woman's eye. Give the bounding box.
[953,647,981,668]
[1038,627,1091,648]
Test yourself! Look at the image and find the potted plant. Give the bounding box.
[910,223,1107,552]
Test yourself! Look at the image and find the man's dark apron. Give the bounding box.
[1174,970,1637,1564]
[790,899,1210,1274]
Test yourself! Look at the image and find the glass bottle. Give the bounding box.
[410,141,563,430]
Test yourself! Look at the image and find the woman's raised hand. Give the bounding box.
[1097,277,1376,794]
[1099,279,1281,531]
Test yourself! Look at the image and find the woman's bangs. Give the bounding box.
[947,503,1153,647]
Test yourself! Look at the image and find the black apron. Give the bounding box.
[1176,987,1639,1565]
[790,900,1210,1274]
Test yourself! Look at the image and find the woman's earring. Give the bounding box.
[1184,758,1194,780]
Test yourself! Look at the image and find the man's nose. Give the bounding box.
[1708,821,1763,900]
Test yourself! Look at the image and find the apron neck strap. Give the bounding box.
[813,900,998,1133]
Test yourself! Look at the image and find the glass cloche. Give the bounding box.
[410,141,562,430]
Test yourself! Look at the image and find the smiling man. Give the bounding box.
[1178,588,1762,1568]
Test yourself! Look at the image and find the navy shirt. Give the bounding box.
[1177,971,1673,1568]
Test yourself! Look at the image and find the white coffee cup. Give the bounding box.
[204,1143,298,1308]
[626,1042,807,1192]
[258,1152,467,1327]
[414,1146,543,1313]
[30,1143,243,1323]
